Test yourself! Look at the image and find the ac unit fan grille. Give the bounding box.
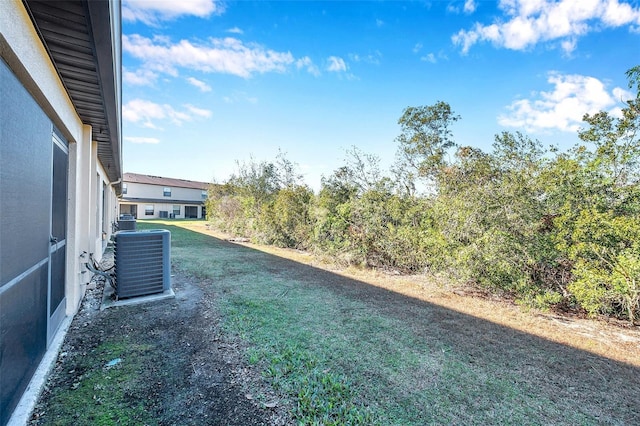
[114,230,171,298]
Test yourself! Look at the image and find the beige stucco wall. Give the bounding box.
[125,182,206,202]
[121,181,206,219]
[1,0,119,314]
[65,125,93,315]
[120,202,203,219]
[92,160,111,261]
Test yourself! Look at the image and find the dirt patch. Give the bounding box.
[29,254,293,426]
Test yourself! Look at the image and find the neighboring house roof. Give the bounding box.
[123,173,211,190]
[23,0,122,184]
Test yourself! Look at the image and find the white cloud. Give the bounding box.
[421,53,437,63]
[453,0,640,54]
[603,0,639,25]
[413,43,423,53]
[296,56,321,76]
[327,56,347,72]
[227,27,244,34]
[187,77,212,92]
[125,136,160,144]
[123,99,211,128]
[560,37,577,54]
[464,0,478,13]
[448,0,478,14]
[376,19,385,27]
[349,51,382,65]
[498,72,630,133]
[184,104,213,118]
[418,50,447,63]
[123,34,295,79]
[612,86,634,102]
[122,0,222,25]
[123,67,158,86]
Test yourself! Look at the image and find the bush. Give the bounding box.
[205,70,640,324]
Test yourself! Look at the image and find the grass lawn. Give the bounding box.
[134,220,640,425]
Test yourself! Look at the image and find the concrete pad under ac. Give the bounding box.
[101,281,175,310]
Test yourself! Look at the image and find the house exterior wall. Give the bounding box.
[0,1,121,424]
[120,181,208,220]
[65,125,94,317]
[120,202,204,220]
[125,182,206,202]
[93,161,117,259]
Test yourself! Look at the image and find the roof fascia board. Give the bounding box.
[85,0,122,182]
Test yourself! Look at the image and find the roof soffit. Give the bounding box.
[23,0,122,183]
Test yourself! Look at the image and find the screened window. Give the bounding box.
[145,205,154,216]
[163,187,171,197]
[173,205,180,217]
[122,183,127,194]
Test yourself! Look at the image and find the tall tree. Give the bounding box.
[395,101,460,184]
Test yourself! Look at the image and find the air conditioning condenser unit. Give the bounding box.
[114,229,171,299]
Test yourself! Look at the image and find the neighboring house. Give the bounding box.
[0,1,122,424]
[119,173,211,220]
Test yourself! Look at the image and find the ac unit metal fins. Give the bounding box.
[114,229,171,299]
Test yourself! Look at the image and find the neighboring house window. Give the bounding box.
[201,190,207,199]
[122,183,127,194]
[145,205,154,216]
[173,205,180,217]
[163,187,171,197]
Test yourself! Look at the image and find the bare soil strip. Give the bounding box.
[30,255,292,425]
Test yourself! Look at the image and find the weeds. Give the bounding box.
[260,344,375,425]
[41,338,155,426]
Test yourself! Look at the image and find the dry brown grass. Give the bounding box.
[189,220,640,367]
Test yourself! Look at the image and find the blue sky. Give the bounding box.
[121,0,640,189]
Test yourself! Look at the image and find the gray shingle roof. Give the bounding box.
[123,173,211,190]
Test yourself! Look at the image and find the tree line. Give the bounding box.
[207,68,640,324]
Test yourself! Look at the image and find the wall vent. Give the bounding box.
[114,229,171,299]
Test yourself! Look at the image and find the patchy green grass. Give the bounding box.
[138,220,640,425]
[41,337,155,426]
